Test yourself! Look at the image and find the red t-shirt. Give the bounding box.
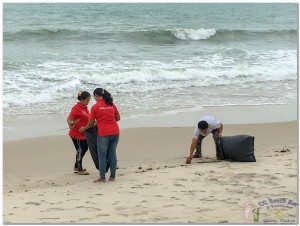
[68,102,90,140]
[90,99,120,136]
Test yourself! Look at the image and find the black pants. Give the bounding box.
[85,126,110,172]
[71,138,88,171]
[195,129,222,159]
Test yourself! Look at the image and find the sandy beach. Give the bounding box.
[3,119,298,224]
[3,3,298,224]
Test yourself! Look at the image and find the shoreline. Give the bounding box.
[3,103,298,142]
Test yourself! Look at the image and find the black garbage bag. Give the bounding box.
[220,135,256,162]
[85,126,110,172]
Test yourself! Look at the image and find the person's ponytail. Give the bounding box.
[93,88,113,106]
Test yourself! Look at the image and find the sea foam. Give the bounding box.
[171,28,216,40]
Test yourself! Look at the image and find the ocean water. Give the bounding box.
[3,3,298,119]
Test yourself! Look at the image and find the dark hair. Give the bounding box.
[198,120,208,130]
[77,91,91,101]
[93,88,113,106]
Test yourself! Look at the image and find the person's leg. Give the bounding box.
[71,137,83,171]
[81,139,89,162]
[107,135,119,179]
[97,135,109,180]
[194,135,205,158]
[76,139,90,175]
[85,127,99,170]
[212,129,221,159]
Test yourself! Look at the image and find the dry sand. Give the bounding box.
[3,121,298,224]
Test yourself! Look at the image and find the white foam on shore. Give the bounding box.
[3,49,297,114]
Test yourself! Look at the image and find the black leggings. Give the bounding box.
[71,138,88,171]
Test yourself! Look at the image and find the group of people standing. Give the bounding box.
[67,88,120,182]
[67,88,224,183]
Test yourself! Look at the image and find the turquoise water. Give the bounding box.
[3,3,298,118]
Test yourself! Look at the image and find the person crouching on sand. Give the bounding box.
[186,115,223,164]
[79,88,120,183]
[67,91,91,175]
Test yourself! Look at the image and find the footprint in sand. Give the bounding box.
[154,195,164,197]
[221,199,239,205]
[25,202,40,206]
[115,206,127,211]
[208,178,218,182]
[134,211,149,216]
[40,217,60,220]
[85,201,97,205]
[196,207,212,212]
[175,178,188,182]
[163,204,186,207]
[78,218,90,221]
[150,216,169,221]
[131,185,144,189]
[75,206,102,211]
[41,207,65,212]
[173,183,185,187]
[97,213,111,216]
[66,198,80,201]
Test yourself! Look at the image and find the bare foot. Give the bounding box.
[94,178,106,183]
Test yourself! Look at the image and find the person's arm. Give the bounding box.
[79,118,95,132]
[218,123,223,137]
[114,104,121,121]
[115,112,120,121]
[67,116,74,127]
[188,137,198,160]
[67,117,80,129]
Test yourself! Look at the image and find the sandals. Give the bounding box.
[74,168,89,175]
[77,170,90,175]
[74,168,87,173]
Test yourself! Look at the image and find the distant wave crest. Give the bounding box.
[4,28,297,42]
[171,28,217,40]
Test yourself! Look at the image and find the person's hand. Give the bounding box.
[68,121,74,129]
[69,119,80,129]
[79,127,85,133]
[186,155,193,164]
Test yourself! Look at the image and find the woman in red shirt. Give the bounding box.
[80,88,120,182]
[67,91,91,175]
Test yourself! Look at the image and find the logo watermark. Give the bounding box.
[258,198,298,209]
[243,198,298,224]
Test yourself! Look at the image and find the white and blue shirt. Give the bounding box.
[193,115,221,138]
